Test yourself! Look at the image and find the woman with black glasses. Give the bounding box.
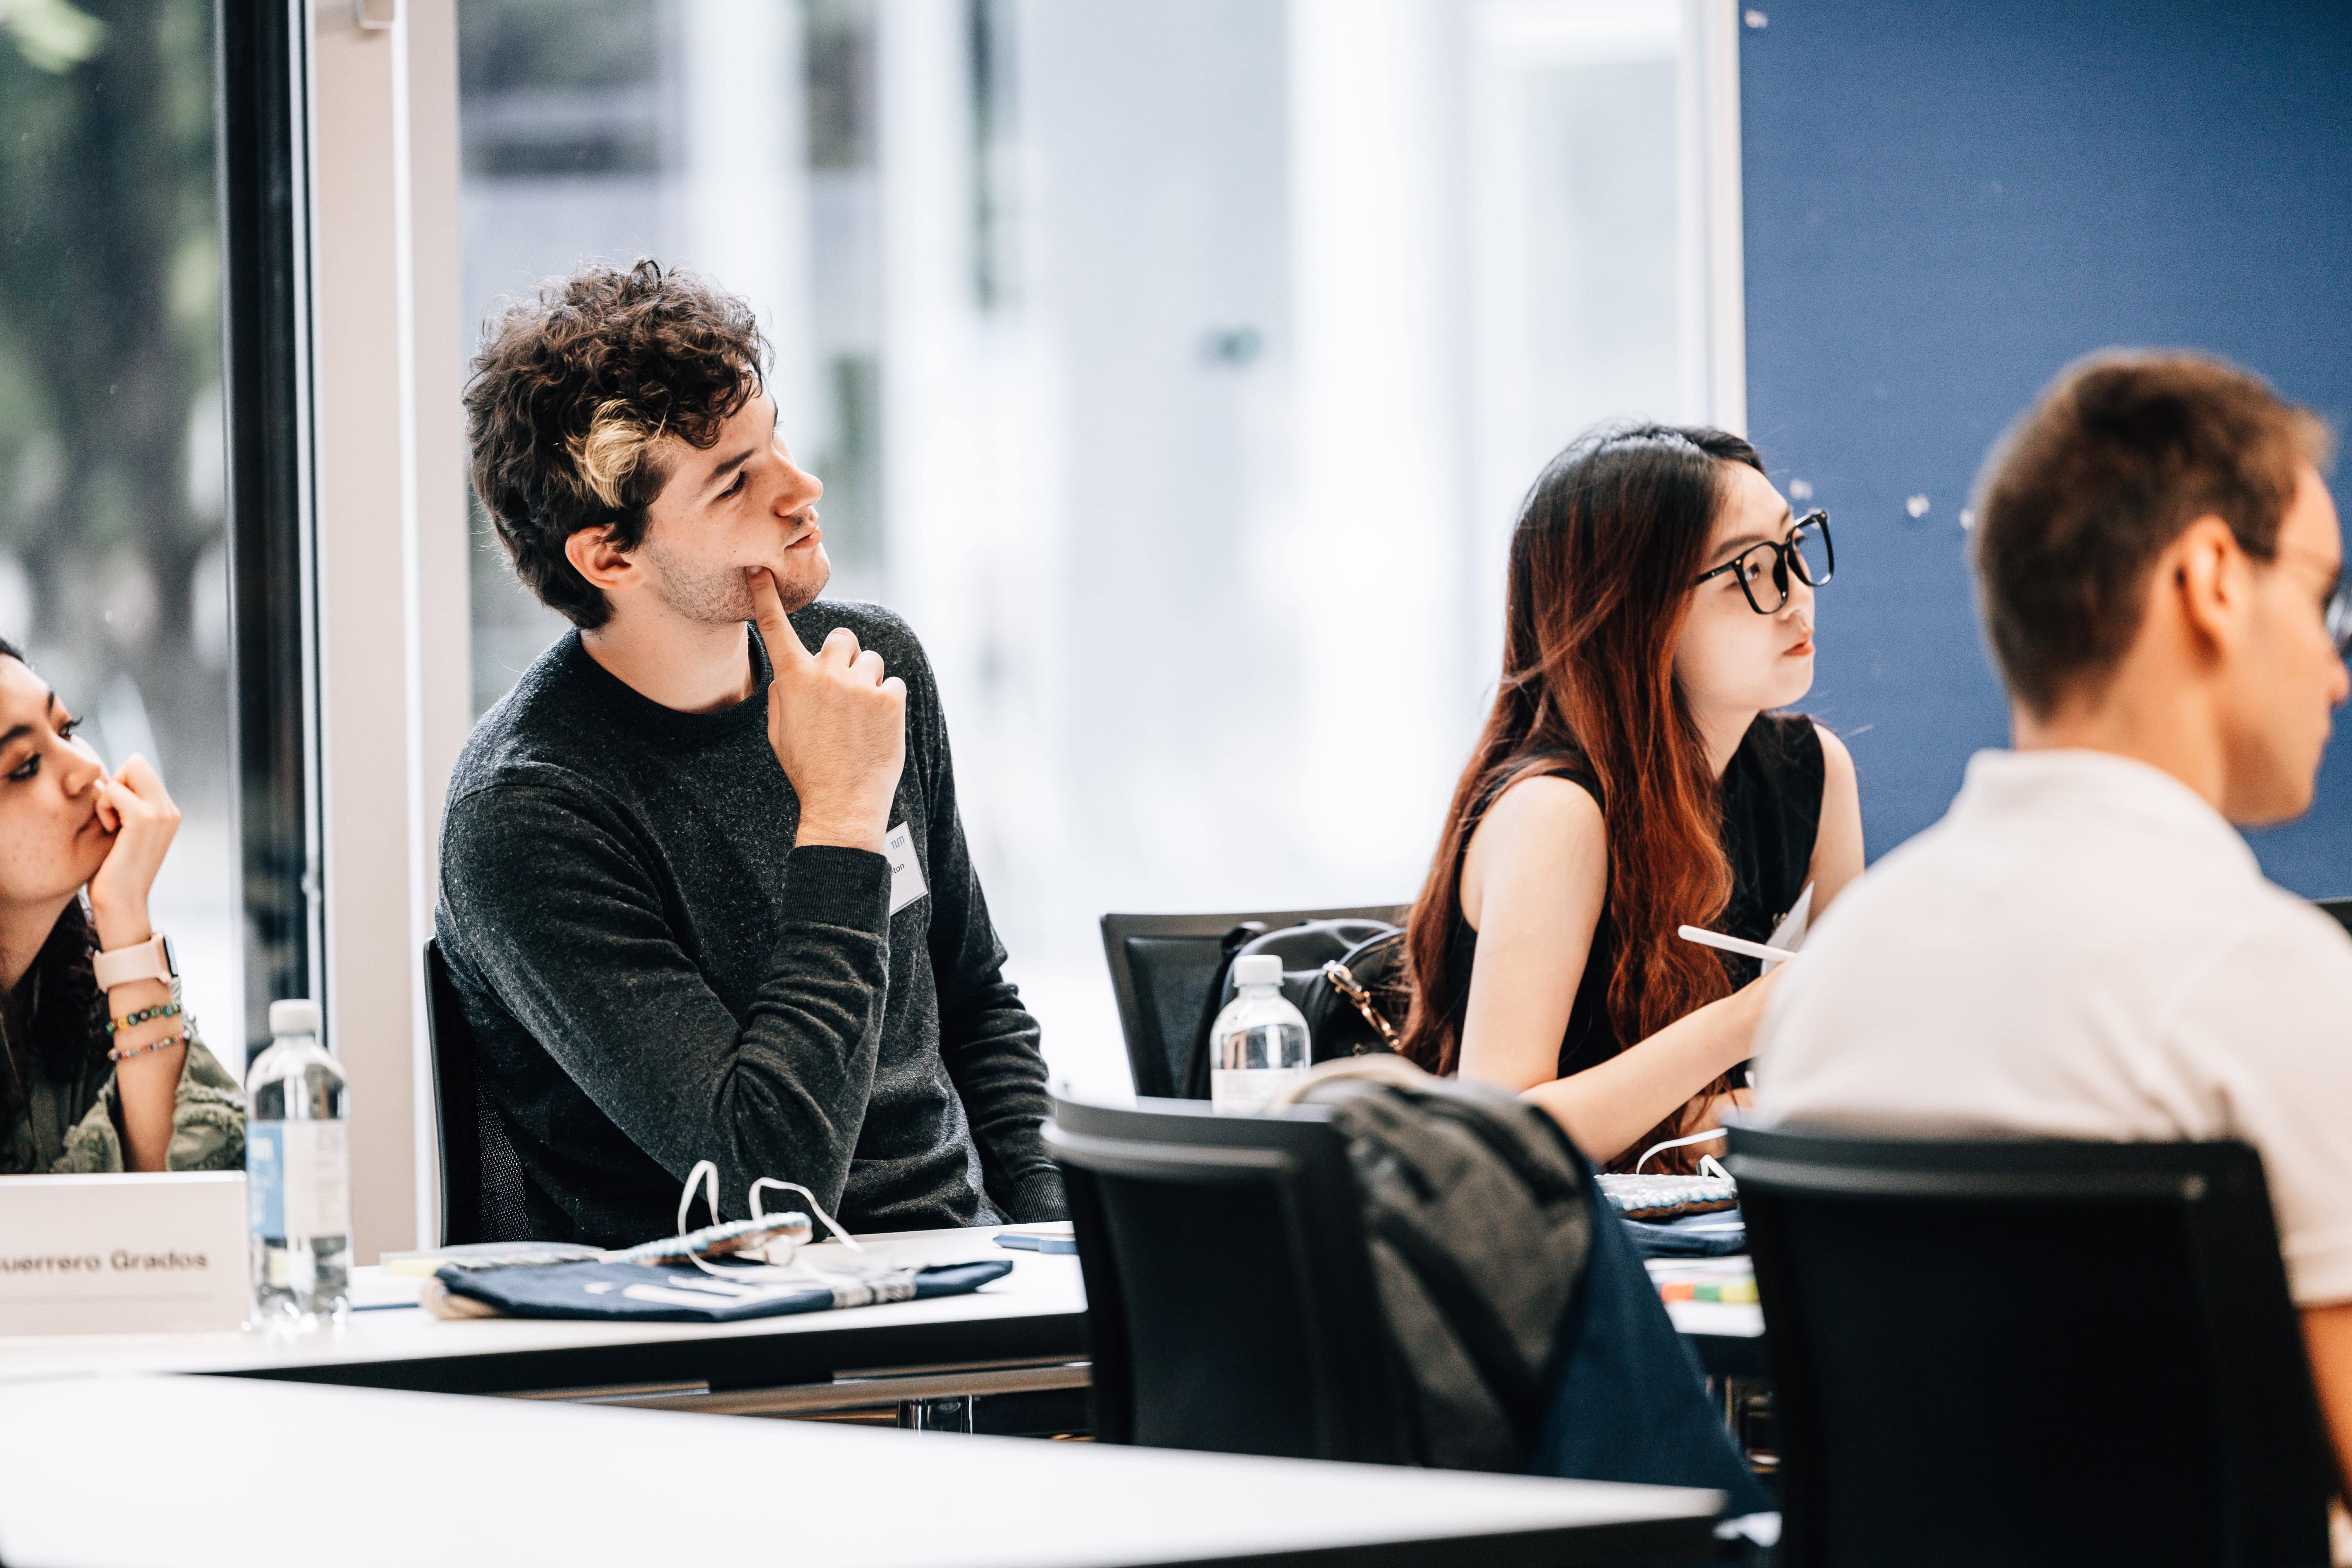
[1400,423,1865,1171]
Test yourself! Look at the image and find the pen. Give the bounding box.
[1677,925,1799,966]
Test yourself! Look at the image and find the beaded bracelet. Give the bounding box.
[108,1025,192,1064]
[105,1001,181,1036]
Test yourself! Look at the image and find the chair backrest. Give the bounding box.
[423,940,481,1246]
[422,940,532,1246]
[1098,905,1405,1099]
[1046,1096,1415,1464]
[2315,896,2352,939]
[1726,1127,2332,1568]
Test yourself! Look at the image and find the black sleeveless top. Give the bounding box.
[1443,713,1825,1079]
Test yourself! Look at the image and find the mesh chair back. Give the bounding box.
[474,1085,532,1243]
[423,940,532,1245]
[1098,905,1403,1099]
[1727,1127,2331,1568]
[1047,1096,1415,1463]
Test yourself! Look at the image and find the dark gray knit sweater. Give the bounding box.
[434,602,1063,1249]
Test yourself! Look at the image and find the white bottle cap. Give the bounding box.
[269,998,321,1037]
[1231,955,1283,988]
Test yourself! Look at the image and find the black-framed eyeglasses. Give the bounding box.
[2277,545,2352,655]
[1693,510,1835,615]
[2314,564,2352,655]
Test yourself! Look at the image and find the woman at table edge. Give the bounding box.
[1401,423,1866,1171]
[0,636,242,1174]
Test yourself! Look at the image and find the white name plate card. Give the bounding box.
[0,1172,248,1335]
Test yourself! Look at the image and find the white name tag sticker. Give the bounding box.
[884,821,928,916]
[0,1172,248,1335]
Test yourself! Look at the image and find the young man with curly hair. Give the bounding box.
[438,260,1062,1246]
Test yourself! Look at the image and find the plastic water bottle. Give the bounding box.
[1210,955,1311,1114]
[244,999,351,1323]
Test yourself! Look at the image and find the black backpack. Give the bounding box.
[1180,918,1411,1099]
[1289,1058,1596,1471]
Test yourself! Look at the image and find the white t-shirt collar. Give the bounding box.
[1950,746,2260,880]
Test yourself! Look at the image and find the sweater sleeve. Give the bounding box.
[51,1041,245,1174]
[912,671,1065,1222]
[439,778,894,1218]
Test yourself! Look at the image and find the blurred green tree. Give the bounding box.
[0,0,221,794]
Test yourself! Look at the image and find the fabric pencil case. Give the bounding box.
[1595,1172,1740,1223]
[426,1257,1011,1323]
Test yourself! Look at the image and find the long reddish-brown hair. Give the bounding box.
[1403,424,1765,1109]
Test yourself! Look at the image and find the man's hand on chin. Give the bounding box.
[752,566,903,853]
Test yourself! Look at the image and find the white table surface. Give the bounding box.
[0,1222,1767,1393]
[0,1225,1081,1387]
[0,1377,1722,1568]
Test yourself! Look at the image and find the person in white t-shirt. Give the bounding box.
[1754,350,2352,1488]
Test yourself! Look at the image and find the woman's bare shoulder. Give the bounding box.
[1463,772,1608,918]
[1811,720,1857,777]
[1481,771,1604,838]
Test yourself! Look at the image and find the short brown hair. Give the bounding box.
[1972,351,2334,716]
[464,260,768,628]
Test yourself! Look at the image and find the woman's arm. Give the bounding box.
[1808,725,1865,918]
[84,757,184,1173]
[1530,728,1856,1165]
[1522,973,1774,1167]
[1456,765,1794,1167]
[1453,776,1610,1092]
[1531,726,1855,1165]
[97,967,178,1172]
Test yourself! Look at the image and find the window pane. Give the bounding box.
[0,0,241,1072]
[457,0,1709,1101]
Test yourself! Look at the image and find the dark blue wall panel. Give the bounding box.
[1740,0,2352,892]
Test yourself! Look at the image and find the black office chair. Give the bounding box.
[1045,1096,1416,1463]
[2315,896,2352,939]
[1725,1127,2333,1568]
[1098,904,1404,1099]
[422,940,533,1246]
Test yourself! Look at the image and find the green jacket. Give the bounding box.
[5,1041,245,1174]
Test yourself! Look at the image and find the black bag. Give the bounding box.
[1180,918,1411,1098]
[1291,1060,1596,1471]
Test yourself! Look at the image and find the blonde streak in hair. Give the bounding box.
[566,401,659,509]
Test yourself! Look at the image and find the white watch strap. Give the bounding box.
[93,934,172,991]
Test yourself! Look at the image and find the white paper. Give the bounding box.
[1761,882,1813,972]
[0,1173,249,1334]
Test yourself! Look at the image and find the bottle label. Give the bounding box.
[1212,1066,1305,1115]
[246,1121,351,1239]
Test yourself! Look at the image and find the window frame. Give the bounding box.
[213,0,471,1258]
[217,0,324,1057]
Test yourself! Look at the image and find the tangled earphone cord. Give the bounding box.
[672,1161,871,1285]
[1632,1126,1732,1176]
